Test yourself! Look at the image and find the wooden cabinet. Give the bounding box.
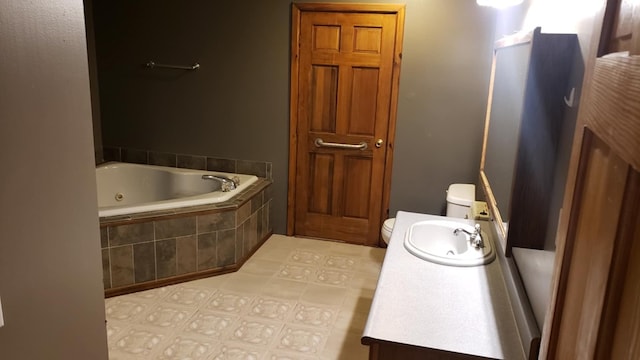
[481,27,579,254]
[366,341,488,360]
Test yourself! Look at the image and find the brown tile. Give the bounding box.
[95,148,104,165]
[155,216,196,239]
[217,229,236,267]
[177,154,206,170]
[103,146,121,162]
[197,212,235,233]
[206,157,237,173]
[102,249,111,289]
[257,207,264,240]
[110,245,134,287]
[156,238,177,279]
[236,202,251,225]
[251,192,263,214]
[237,159,267,178]
[148,151,177,167]
[109,222,154,246]
[249,213,259,250]
[121,148,148,164]
[263,204,270,238]
[197,232,217,270]
[133,242,155,283]
[267,200,273,233]
[177,235,197,275]
[242,221,251,258]
[263,184,273,202]
[100,227,108,249]
[235,224,245,260]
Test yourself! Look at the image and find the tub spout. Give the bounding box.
[202,174,240,192]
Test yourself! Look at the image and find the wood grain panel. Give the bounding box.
[353,26,382,53]
[541,3,640,358]
[612,0,634,38]
[586,56,640,170]
[310,65,338,133]
[605,0,640,55]
[343,156,372,219]
[554,132,628,359]
[596,170,640,358]
[348,67,379,136]
[312,25,340,51]
[609,201,640,358]
[289,4,405,246]
[308,153,334,215]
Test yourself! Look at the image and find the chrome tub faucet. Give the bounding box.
[202,174,240,192]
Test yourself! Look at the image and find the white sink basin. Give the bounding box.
[404,220,495,267]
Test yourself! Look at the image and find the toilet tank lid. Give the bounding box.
[447,183,475,206]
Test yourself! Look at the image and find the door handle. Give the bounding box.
[375,139,384,148]
[314,138,368,150]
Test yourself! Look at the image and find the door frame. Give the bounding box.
[286,2,405,243]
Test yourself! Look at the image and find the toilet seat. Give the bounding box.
[381,218,396,245]
[383,218,395,232]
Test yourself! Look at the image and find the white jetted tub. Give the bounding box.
[96,162,258,217]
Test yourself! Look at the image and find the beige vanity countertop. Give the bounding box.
[362,211,525,359]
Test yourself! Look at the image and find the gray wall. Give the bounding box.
[388,1,495,216]
[92,0,496,233]
[0,1,109,358]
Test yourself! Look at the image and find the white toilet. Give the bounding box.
[381,183,476,245]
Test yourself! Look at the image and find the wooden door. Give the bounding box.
[288,4,404,246]
[541,1,640,356]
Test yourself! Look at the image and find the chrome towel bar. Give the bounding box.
[314,138,367,150]
[145,61,200,71]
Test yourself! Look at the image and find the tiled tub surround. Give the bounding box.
[101,178,272,297]
[102,146,273,180]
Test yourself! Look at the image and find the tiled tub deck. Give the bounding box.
[100,178,272,297]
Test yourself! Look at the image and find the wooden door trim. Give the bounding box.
[538,2,608,356]
[540,0,640,352]
[286,3,405,243]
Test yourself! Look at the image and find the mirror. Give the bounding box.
[480,36,534,250]
[480,28,577,254]
[482,42,531,226]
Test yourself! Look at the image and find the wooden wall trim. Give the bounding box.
[287,4,302,236]
[293,3,405,13]
[379,4,405,246]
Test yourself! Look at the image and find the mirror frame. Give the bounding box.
[479,30,534,252]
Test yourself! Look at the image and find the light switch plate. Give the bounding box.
[0,296,4,327]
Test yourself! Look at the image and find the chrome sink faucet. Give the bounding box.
[202,174,240,192]
[453,224,484,248]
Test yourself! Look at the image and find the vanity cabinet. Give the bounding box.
[481,27,578,253]
[362,212,525,360]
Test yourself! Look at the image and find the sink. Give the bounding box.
[404,220,495,266]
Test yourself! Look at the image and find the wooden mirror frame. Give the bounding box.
[479,30,535,252]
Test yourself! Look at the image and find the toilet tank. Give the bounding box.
[446,184,475,219]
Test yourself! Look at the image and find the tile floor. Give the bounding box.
[105,234,386,360]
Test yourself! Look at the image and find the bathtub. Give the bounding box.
[96,162,258,217]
